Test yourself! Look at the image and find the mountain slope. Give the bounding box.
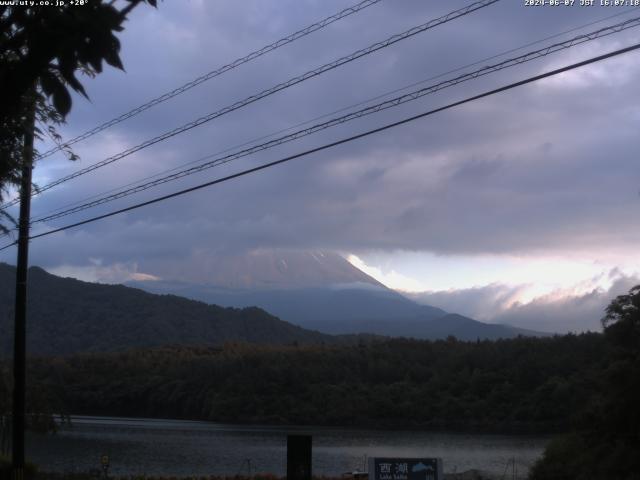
[0,263,338,356]
[134,277,539,340]
[145,249,385,289]
[130,280,448,330]
[129,248,542,341]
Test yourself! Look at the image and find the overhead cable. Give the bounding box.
[26,16,640,226]
[0,0,499,211]
[34,0,385,161]
[1,41,637,253]
[31,6,638,223]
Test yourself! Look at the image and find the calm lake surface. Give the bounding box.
[26,415,550,477]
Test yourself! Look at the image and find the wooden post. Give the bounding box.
[287,434,312,480]
[12,97,35,480]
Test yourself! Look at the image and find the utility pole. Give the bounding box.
[12,96,35,480]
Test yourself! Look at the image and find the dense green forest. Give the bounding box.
[0,281,637,478]
[0,333,607,433]
[529,285,640,479]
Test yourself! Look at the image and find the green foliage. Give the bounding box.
[0,0,157,207]
[35,474,284,480]
[0,264,338,357]
[1,0,157,116]
[0,360,69,455]
[603,285,640,352]
[0,453,38,479]
[531,285,640,480]
[17,333,609,434]
[529,434,586,479]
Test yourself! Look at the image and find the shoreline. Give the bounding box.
[62,414,560,437]
[24,416,545,479]
[34,472,502,480]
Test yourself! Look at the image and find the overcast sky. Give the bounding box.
[2,0,639,332]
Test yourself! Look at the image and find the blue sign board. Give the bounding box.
[368,457,443,480]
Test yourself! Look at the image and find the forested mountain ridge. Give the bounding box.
[1,262,541,358]
[0,263,340,356]
[13,333,609,433]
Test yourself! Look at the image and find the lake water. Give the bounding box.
[26,415,550,478]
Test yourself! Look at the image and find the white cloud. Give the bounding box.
[349,249,640,332]
[350,250,640,293]
[0,1,638,339]
[347,254,428,292]
[537,37,640,90]
[47,261,160,284]
[408,269,640,333]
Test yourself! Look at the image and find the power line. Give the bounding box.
[34,0,385,161]
[0,0,499,212]
[1,41,637,253]
[3,8,638,239]
[24,16,640,227]
[29,6,639,224]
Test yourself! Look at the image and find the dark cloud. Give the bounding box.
[1,0,638,294]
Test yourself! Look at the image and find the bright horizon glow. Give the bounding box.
[347,251,640,305]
